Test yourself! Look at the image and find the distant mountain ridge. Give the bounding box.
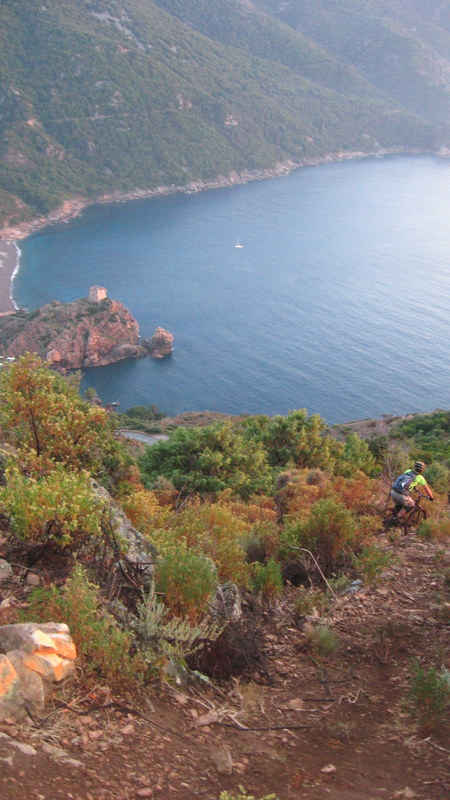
[0,0,448,227]
[254,0,450,123]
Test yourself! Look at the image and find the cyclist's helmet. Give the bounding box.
[414,461,426,473]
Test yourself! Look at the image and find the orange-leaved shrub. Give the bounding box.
[332,472,383,515]
[119,487,168,534]
[418,515,450,542]
[355,514,383,541]
[280,498,357,574]
[0,353,108,475]
[218,490,279,560]
[275,469,333,522]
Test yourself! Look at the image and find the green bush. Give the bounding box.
[424,462,450,494]
[351,545,392,585]
[136,588,221,675]
[304,623,341,659]
[251,558,283,600]
[396,411,450,462]
[123,405,164,421]
[241,409,337,471]
[156,546,218,622]
[295,587,330,618]
[139,423,271,498]
[281,498,356,574]
[0,464,104,548]
[219,790,281,800]
[336,433,379,477]
[408,659,450,735]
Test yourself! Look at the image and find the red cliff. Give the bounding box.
[0,289,155,370]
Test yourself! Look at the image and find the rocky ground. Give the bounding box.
[0,528,449,800]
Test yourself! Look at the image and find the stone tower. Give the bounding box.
[89,286,107,302]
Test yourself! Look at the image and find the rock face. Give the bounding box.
[144,326,174,359]
[91,480,158,582]
[0,289,150,370]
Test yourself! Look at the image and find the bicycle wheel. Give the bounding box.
[403,507,426,533]
[383,509,398,529]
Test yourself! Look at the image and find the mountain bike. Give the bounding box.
[383,489,431,533]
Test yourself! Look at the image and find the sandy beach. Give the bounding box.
[0,239,18,315]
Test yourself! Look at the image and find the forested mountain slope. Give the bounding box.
[255,0,450,124]
[0,0,448,226]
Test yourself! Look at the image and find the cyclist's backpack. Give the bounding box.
[392,470,415,494]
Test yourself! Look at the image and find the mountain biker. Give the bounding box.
[390,461,434,519]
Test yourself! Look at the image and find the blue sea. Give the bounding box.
[14,154,450,423]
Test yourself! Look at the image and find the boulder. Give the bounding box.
[5,651,45,716]
[0,560,13,582]
[0,654,21,716]
[0,622,74,658]
[0,622,77,720]
[144,327,174,359]
[209,582,242,623]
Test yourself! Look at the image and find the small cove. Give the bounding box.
[13,154,450,423]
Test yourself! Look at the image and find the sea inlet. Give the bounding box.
[13,154,450,423]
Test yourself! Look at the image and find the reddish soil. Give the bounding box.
[1,531,449,800]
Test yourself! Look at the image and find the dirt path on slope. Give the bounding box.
[1,531,449,800]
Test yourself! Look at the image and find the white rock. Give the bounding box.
[0,560,13,582]
[210,744,233,775]
[194,711,219,727]
[0,732,37,755]
[42,742,68,759]
[287,698,304,710]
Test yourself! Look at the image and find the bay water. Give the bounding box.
[14,155,450,423]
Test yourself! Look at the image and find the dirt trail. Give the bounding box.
[1,531,449,800]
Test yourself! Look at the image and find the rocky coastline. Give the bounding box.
[0,287,173,371]
[2,147,445,243]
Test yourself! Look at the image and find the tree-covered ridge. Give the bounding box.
[1,0,446,225]
[152,0,390,100]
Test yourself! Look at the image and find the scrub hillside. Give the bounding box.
[0,357,449,798]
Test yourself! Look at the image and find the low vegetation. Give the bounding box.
[407,659,450,735]
[220,792,280,800]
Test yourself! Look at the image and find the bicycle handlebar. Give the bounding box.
[413,489,432,500]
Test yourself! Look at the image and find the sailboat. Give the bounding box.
[234,237,243,249]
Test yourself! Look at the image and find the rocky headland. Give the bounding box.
[0,286,173,371]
